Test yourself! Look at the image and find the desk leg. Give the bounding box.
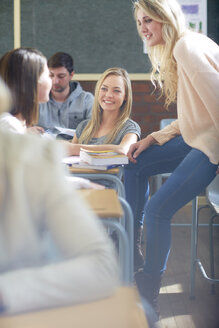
[190,197,198,299]
[102,220,130,285]
[119,197,134,283]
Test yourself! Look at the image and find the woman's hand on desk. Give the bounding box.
[127,135,156,163]
[65,176,105,190]
[27,126,45,135]
[59,141,81,156]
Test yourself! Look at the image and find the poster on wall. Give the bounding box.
[143,0,207,53]
[179,0,207,35]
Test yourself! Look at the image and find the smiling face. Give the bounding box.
[136,8,164,47]
[98,74,126,113]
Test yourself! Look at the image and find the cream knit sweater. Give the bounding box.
[151,32,219,165]
[0,130,118,314]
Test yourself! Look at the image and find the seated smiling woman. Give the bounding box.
[65,67,141,156]
[64,67,142,272]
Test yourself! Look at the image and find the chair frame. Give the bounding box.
[190,178,219,299]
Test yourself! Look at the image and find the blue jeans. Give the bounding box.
[124,136,217,275]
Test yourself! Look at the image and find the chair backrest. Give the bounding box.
[160,118,176,129]
[206,175,219,209]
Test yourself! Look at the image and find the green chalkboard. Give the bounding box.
[0,0,218,74]
[207,0,219,44]
[20,0,151,74]
[0,0,14,57]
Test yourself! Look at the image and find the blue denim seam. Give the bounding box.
[131,154,190,223]
[135,153,189,174]
[153,155,210,220]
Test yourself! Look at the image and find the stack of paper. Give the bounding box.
[62,155,119,171]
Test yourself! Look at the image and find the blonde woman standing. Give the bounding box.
[124,0,219,316]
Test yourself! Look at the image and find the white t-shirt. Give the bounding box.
[0,113,26,134]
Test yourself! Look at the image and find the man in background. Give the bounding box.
[37,52,94,132]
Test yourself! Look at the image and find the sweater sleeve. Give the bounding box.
[150,119,181,145]
[174,34,219,134]
[0,141,119,314]
[191,66,219,135]
[115,119,141,143]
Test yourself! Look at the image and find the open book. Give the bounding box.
[55,126,75,137]
[43,127,75,140]
[79,149,129,166]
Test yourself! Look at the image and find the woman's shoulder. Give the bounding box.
[117,119,141,140]
[76,119,90,138]
[174,31,218,57]
[0,113,25,134]
[76,119,90,131]
[0,130,64,169]
[124,118,141,131]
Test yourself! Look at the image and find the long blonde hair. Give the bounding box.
[133,0,187,107]
[78,67,133,144]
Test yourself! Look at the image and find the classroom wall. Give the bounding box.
[0,0,218,73]
[0,0,217,136]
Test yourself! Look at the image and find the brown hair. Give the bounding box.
[48,52,74,74]
[0,47,47,125]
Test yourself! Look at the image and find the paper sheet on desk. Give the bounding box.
[42,127,75,140]
[62,156,81,165]
[55,126,75,137]
[62,156,119,170]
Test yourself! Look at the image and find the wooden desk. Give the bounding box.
[69,166,120,175]
[79,189,123,218]
[63,156,120,175]
[0,287,148,328]
[70,167,125,197]
[63,156,125,197]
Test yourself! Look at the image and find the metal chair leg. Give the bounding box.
[190,197,198,299]
[119,197,134,282]
[102,220,130,285]
[209,213,219,294]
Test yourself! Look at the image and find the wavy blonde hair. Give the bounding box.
[133,0,186,107]
[78,67,133,144]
